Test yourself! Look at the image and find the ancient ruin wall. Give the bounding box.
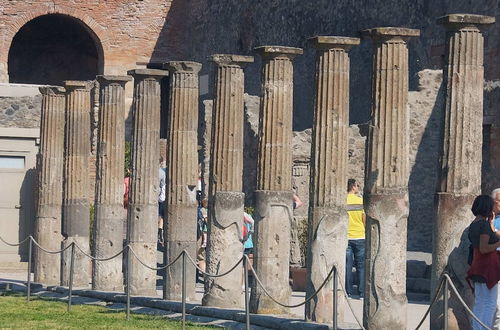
[0,95,41,128]
[0,0,190,80]
[189,0,500,129]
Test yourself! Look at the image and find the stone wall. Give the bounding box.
[188,0,500,129]
[0,95,41,128]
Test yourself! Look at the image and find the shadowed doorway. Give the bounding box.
[8,14,103,85]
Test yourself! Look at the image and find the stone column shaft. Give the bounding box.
[202,55,254,308]
[34,86,65,285]
[305,36,359,323]
[250,46,303,314]
[127,69,168,296]
[362,27,419,330]
[163,61,201,301]
[430,14,495,329]
[93,75,132,291]
[61,81,92,287]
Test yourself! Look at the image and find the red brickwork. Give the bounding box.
[0,0,186,81]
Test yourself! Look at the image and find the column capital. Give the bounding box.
[63,80,92,90]
[96,75,132,86]
[362,27,420,42]
[39,85,66,95]
[127,69,169,81]
[254,45,303,60]
[164,61,202,74]
[211,54,254,68]
[437,14,495,30]
[309,36,360,51]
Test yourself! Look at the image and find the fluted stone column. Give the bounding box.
[430,14,495,329]
[61,81,92,287]
[202,54,254,308]
[249,46,303,314]
[126,69,168,296]
[305,36,359,323]
[163,61,201,301]
[92,75,132,291]
[34,86,65,285]
[362,28,419,330]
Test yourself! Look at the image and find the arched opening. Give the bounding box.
[8,14,104,85]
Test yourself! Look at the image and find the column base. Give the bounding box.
[363,192,409,330]
[430,193,475,330]
[250,190,293,314]
[305,205,347,323]
[61,236,91,288]
[34,214,62,285]
[203,191,244,308]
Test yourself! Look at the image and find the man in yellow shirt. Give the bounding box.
[346,178,366,298]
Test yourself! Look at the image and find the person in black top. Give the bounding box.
[467,195,500,330]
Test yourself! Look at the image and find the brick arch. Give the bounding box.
[1,6,109,69]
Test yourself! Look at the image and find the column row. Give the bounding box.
[33,13,494,330]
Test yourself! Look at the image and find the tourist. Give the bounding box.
[466,195,500,330]
[196,199,208,275]
[243,211,255,255]
[490,188,500,330]
[123,168,131,209]
[158,157,166,245]
[242,210,255,288]
[345,178,365,298]
[293,194,303,209]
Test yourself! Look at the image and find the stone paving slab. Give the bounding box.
[43,285,351,329]
[27,288,271,329]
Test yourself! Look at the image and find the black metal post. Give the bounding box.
[26,237,32,302]
[244,256,250,330]
[333,266,338,330]
[182,251,186,330]
[126,245,131,320]
[68,243,75,312]
[443,277,449,330]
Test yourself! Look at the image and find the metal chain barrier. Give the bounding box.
[414,272,493,330]
[442,273,492,330]
[73,243,127,262]
[414,275,446,330]
[0,235,31,247]
[31,237,74,254]
[334,270,366,330]
[250,261,336,308]
[128,245,183,271]
[9,234,495,330]
[184,252,244,278]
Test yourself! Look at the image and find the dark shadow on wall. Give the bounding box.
[148,0,499,134]
[429,228,473,329]
[149,0,193,64]
[180,0,436,132]
[481,82,500,194]
[407,75,445,252]
[18,167,37,262]
[242,103,259,207]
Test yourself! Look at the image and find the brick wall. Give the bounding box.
[0,0,190,81]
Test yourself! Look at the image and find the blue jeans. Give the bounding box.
[346,239,365,297]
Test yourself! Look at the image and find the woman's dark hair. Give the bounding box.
[471,195,493,217]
